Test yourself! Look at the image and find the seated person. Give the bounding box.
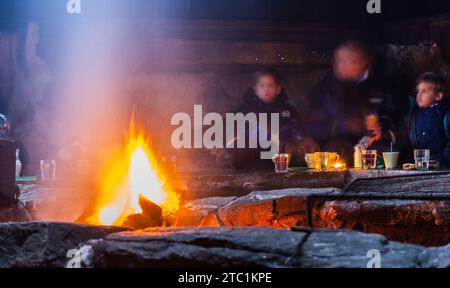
[229,68,318,169]
[304,40,404,163]
[0,113,29,176]
[407,72,450,166]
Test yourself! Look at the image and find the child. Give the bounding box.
[408,72,450,166]
[230,68,318,169]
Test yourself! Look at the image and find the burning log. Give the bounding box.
[83,120,181,227]
[122,195,163,230]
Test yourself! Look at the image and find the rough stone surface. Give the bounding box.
[346,171,450,193]
[419,245,450,268]
[1,223,450,268]
[175,196,236,227]
[319,200,450,246]
[322,200,450,226]
[217,188,341,228]
[343,169,443,189]
[298,230,426,268]
[87,227,450,268]
[0,222,127,268]
[89,227,307,268]
[176,186,450,246]
[181,171,346,199]
[178,169,444,200]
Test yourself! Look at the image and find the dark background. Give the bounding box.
[1,0,450,174]
[2,0,450,65]
[1,0,450,25]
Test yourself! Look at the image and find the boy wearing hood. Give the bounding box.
[407,72,450,166]
[230,68,318,169]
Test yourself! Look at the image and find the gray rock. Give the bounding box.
[318,200,450,246]
[297,230,424,268]
[90,227,308,268]
[175,196,237,227]
[217,188,340,227]
[418,245,450,268]
[180,171,346,199]
[87,226,450,268]
[2,222,450,268]
[186,196,238,211]
[0,222,127,268]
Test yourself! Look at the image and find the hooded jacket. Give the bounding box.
[407,96,450,165]
[229,88,302,169]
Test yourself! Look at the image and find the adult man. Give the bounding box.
[303,41,402,162]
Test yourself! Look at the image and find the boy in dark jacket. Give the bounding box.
[407,72,450,166]
[230,69,318,169]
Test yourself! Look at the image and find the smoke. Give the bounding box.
[23,2,137,221]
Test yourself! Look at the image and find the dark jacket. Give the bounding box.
[407,97,450,165]
[304,72,402,148]
[230,88,302,169]
[305,73,396,141]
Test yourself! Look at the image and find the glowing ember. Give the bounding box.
[88,121,180,226]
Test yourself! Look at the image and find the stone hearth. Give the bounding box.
[11,169,450,247]
[175,187,450,246]
[173,170,450,246]
[1,222,450,268]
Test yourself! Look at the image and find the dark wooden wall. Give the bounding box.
[130,20,368,72]
[383,14,450,60]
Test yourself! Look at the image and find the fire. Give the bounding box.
[89,122,180,226]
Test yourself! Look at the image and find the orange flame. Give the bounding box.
[89,121,180,226]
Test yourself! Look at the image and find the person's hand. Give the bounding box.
[359,135,382,149]
[365,115,383,146]
[367,135,381,147]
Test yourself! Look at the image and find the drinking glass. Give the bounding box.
[40,160,56,181]
[414,149,430,171]
[327,152,340,167]
[304,153,317,169]
[314,152,329,171]
[362,150,377,169]
[272,154,291,174]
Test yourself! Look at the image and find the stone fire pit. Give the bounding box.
[3,169,450,267]
[174,169,450,246]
